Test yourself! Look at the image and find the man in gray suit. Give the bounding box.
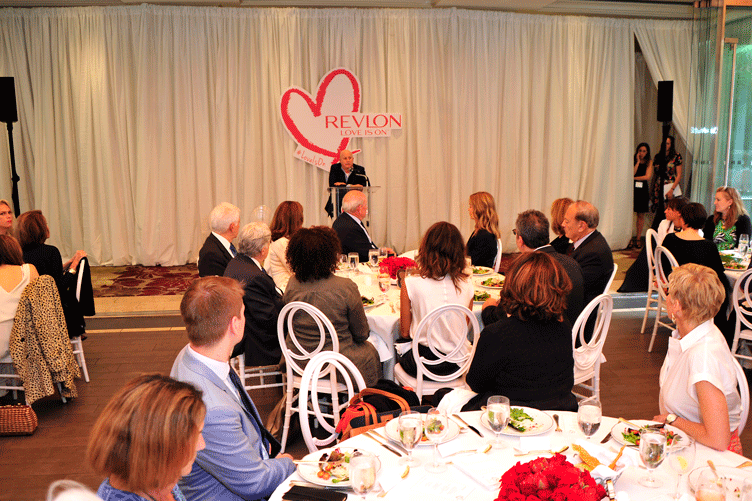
[171,276,294,501]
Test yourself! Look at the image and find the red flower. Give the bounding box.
[497,454,607,501]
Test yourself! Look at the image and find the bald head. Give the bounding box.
[562,200,599,242]
[342,190,367,220]
[339,149,354,172]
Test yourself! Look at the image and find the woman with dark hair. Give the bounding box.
[466,192,501,267]
[465,252,576,411]
[88,373,206,501]
[0,234,38,370]
[397,222,474,378]
[632,142,653,249]
[703,186,751,251]
[549,198,573,254]
[661,202,732,345]
[264,201,304,290]
[283,226,380,386]
[652,135,682,207]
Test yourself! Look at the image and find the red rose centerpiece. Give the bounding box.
[379,256,416,280]
[496,454,607,501]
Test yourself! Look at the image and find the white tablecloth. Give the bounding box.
[270,411,748,501]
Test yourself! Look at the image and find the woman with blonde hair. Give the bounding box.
[264,201,304,291]
[703,186,751,251]
[549,198,573,254]
[653,263,743,453]
[88,373,206,501]
[0,199,14,237]
[466,192,500,268]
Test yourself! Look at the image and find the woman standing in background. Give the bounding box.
[632,143,653,249]
[466,192,500,268]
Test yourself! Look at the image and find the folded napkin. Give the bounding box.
[450,454,507,490]
[281,485,347,501]
[436,388,477,414]
[574,439,638,486]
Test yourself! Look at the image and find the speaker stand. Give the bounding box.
[3,121,20,217]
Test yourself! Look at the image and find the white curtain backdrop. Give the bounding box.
[0,6,669,265]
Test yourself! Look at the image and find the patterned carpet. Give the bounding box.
[91,264,198,297]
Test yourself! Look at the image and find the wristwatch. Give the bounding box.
[665,413,678,425]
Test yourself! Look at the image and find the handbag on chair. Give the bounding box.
[0,404,38,436]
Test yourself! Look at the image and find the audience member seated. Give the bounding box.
[466,192,500,268]
[0,235,38,369]
[87,373,206,501]
[662,203,732,345]
[0,199,14,237]
[264,201,304,291]
[198,202,240,277]
[47,480,102,501]
[703,186,751,251]
[466,252,576,412]
[483,210,584,327]
[549,197,573,255]
[658,197,689,243]
[561,200,614,305]
[171,277,294,500]
[397,222,474,379]
[284,226,381,386]
[653,263,743,453]
[332,190,393,262]
[224,222,284,367]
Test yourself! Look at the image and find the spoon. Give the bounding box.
[553,414,562,433]
[708,460,721,481]
[513,445,569,457]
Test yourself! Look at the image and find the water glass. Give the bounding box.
[378,267,391,301]
[338,253,348,271]
[350,451,379,500]
[348,252,359,275]
[486,395,510,449]
[695,471,725,501]
[368,249,380,269]
[668,437,695,499]
[740,234,750,255]
[424,408,449,473]
[638,430,666,488]
[397,410,422,467]
[379,247,389,262]
[577,397,602,438]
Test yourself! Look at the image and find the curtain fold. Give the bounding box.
[0,6,674,264]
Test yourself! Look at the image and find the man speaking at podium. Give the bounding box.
[325,149,369,218]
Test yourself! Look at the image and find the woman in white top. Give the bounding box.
[398,222,474,379]
[656,197,688,244]
[0,235,38,366]
[264,201,303,291]
[654,263,743,453]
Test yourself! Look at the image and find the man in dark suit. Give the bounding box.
[332,190,392,262]
[325,149,369,218]
[562,200,614,306]
[482,210,585,327]
[224,222,284,367]
[198,202,240,277]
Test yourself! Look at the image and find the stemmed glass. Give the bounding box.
[338,253,348,271]
[424,408,449,473]
[378,266,391,301]
[740,234,750,255]
[668,436,695,499]
[486,395,510,449]
[350,451,379,500]
[348,252,360,276]
[397,410,422,467]
[695,470,725,501]
[639,430,667,488]
[368,249,380,270]
[577,397,602,439]
[379,247,389,262]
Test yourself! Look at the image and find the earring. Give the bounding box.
[671,314,676,323]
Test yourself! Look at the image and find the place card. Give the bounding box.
[518,435,550,453]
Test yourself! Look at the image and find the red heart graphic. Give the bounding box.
[280,68,361,161]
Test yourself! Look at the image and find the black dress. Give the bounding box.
[467,229,497,268]
[633,162,650,213]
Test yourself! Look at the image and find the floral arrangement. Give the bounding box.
[379,256,416,279]
[496,454,607,501]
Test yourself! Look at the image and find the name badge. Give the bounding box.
[634,181,644,188]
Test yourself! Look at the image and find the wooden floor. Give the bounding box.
[1,311,750,501]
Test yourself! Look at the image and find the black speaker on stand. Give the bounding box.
[652,81,673,230]
[0,77,20,217]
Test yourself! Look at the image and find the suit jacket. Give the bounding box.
[224,254,284,366]
[198,233,233,277]
[569,230,614,306]
[332,212,378,262]
[325,163,369,217]
[171,346,294,501]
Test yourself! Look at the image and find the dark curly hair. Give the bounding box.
[500,252,571,322]
[286,226,341,282]
[416,221,469,292]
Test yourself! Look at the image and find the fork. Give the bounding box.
[553,414,562,432]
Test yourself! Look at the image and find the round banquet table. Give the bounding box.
[341,265,496,379]
[270,411,749,501]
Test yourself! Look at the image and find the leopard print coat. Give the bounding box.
[9,275,80,404]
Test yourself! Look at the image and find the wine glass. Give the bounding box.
[368,249,380,270]
[338,253,348,271]
[577,397,602,439]
[379,247,389,262]
[486,395,510,449]
[740,234,750,255]
[695,470,725,501]
[397,410,422,467]
[350,451,379,500]
[348,252,359,276]
[378,267,391,301]
[639,430,667,488]
[668,436,695,499]
[424,408,449,473]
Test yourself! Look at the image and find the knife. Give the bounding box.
[600,432,612,444]
[362,431,404,457]
[452,414,484,438]
[370,430,410,455]
[606,479,616,500]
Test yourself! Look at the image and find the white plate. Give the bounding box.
[471,266,494,277]
[688,465,752,493]
[610,420,687,448]
[383,415,461,446]
[473,290,492,304]
[479,407,554,436]
[297,447,380,488]
[474,276,505,290]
